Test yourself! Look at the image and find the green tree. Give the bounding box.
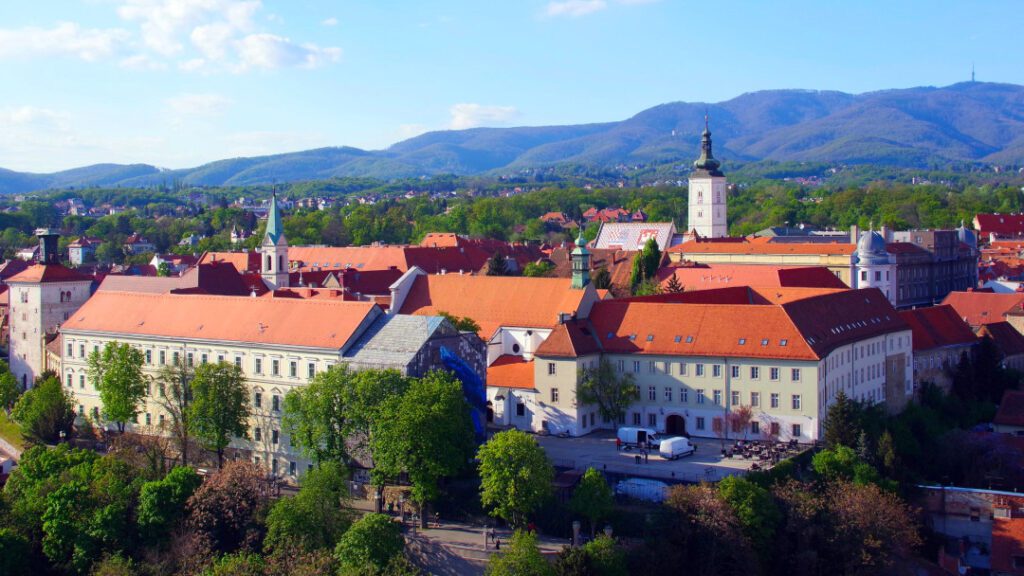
[137,466,202,542]
[823,390,860,448]
[283,364,353,465]
[154,358,195,465]
[157,261,172,276]
[0,359,20,415]
[663,273,684,294]
[568,468,613,537]
[629,238,661,288]
[438,311,482,334]
[189,362,249,468]
[202,552,265,576]
[812,445,892,489]
[876,429,898,476]
[187,461,266,554]
[11,375,75,444]
[485,530,553,576]
[717,476,780,553]
[265,462,353,553]
[591,267,611,290]
[0,528,31,575]
[333,513,404,574]
[478,429,555,527]
[523,261,555,277]
[371,371,475,526]
[486,252,510,276]
[580,535,627,576]
[87,341,147,433]
[577,358,638,426]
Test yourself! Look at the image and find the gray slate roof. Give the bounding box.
[342,314,449,368]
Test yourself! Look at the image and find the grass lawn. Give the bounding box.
[0,412,24,451]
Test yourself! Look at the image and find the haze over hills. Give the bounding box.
[2,82,1023,194]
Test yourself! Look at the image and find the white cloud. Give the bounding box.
[117,0,260,56]
[235,33,341,70]
[0,22,130,61]
[119,53,167,70]
[1,106,72,131]
[449,103,519,130]
[544,0,607,17]
[165,93,232,117]
[321,17,338,26]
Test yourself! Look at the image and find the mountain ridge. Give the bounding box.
[3,82,1023,194]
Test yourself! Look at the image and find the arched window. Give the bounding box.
[278,255,284,271]
[266,255,272,271]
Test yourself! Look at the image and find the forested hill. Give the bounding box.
[3,82,1024,194]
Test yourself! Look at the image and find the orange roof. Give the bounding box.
[941,291,1024,327]
[398,274,590,338]
[62,291,379,351]
[657,264,849,291]
[198,251,261,273]
[992,515,1024,574]
[979,321,1024,359]
[668,239,855,256]
[537,321,602,358]
[419,233,463,248]
[899,305,977,351]
[487,355,535,390]
[538,287,905,361]
[995,390,1024,428]
[7,264,93,284]
[290,246,410,272]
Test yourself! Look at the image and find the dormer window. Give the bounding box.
[738,338,746,345]
[629,334,637,341]
[761,339,769,346]
[780,339,788,347]
[674,335,682,343]
[646,335,654,342]
[686,336,694,343]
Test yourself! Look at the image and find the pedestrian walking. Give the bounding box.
[615,437,622,451]
[495,538,501,551]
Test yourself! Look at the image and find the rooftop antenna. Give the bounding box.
[971,63,976,83]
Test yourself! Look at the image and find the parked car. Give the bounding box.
[659,436,697,460]
[615,478,669,502]
[617,427,661,450]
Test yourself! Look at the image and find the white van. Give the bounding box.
[617,427,661,449]
[659,436,696,460]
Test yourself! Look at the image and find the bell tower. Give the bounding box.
[260,191,290,289]
[687,115,728,238]
[570,229,591,289]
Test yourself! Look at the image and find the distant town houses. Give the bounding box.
[68,236,102,266]
[123,233,156,255]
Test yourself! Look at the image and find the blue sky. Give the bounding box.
[1,0,1021,172]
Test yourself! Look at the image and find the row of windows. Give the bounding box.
[627,412,803,438]
[607,359,803,382]
[637,385,802,410]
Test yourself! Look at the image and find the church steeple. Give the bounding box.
[693,113,722,175]
[570,227,591,289]
[264,189,284,246]
[260,189,289,289]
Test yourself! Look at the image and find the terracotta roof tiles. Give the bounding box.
[941,291,1024,327]
[7,264,93,284]
[899,305,977,352]
[487,355,536,390]
[979,321,1024,359]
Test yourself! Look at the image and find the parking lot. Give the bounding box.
[536,430,785,483]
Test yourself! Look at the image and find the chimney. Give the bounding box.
[850,224,860,244]
[36,228,59,265]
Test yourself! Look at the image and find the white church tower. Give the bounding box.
[260,191,290,289]
[687,116,728,238]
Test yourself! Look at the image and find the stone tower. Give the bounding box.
[260,191,290,289]
[687,116,728,238]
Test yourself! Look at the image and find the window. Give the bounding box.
[159,414,165,426]
[731,391,740,406]
[79,375,85,389]
[696,364,705,376]
[738,338,746,345]
[172,351,180,365]
[678,362,687,375]
[770,367,780,381]
[730,365,740,378]
[697,389,706,404]
[67,342,73,357]
[548,362,556,375]
[272,359,280,376]
[79,344,86,357]
[290,461,297,476]
[159,350,166,365]
[648,386,656,401]
[792,395,802,410]
[696,417,705,430]
[272,395,280,412]
[78,404,84,416]
[616,360,625,373]
[751,421,760,435]
[750,366,760,380]
[186,353,194,367]
[551,388,559,403]
[770,422,780,436]
[290,361,297,377]
[255,358,263,374]
[272,430,279,445]
[792,424,802,438]
[664,387,672,402]
[254,392,262,409]
[712,364,722,378]
[713,390,722,405]
[218,355,224,363]
[791,368,801,381]
[516,403,525,417]
[308,363,316,378]
[145,413,152,425]
[632,361,640,373]
[254,427,262,441]
[648,361,656,374]
[770,393,779,408]
[751,392,760,407]
[648,414,657,427]
[681,389,689,403]
[235,356,242,368]
[780,339,788,347]
[201,353,208,364]
[66,373,72,388]
[92,406,99,419]
[632,412,641,425]
[145,350,152,364]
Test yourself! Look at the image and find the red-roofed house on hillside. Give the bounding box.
[9,230,94,388]
[123,233,155,255]
[942,291,1024,329]
[522,285,913,438]
[899,305,977,395]
[995,390,1024,435]
[975,213,1024,242]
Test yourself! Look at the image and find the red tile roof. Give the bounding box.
[898,305,978,351]
[668,239,856,256]
[656,264,849,291]
[199,251,261,273]
[941,291,1024,327]
[541,287,905,361]
[398,274,591,339]
[487,355,535,390]
[995,390,1024,428]
[7,264,93,284]
[979,322,1024,359]
[992,515,1024,575]
[62,291,379,350]
[100,261,250,296]
[536,321,602,358]
[0,259,31,281]
[975,213,1024,239]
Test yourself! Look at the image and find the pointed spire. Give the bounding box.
[693,112,721,174]
[265,187,283,245]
